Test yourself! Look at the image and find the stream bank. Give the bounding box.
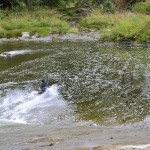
[0,32,149,49]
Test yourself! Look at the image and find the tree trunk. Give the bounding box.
[26,0,32,11]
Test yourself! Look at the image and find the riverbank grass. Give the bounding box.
[0,8,149,43]
[80,11,150,43]
[0,9,78,38]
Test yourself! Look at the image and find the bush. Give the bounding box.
[31,21,50,27]
[103,0,115,13]
[101,14,150,43]
[50,21,69,34]
[2,20,26,30]
[50,16,70,34]
[133,0,150,14]
[0,26,5,38]
[137,24,150,43]
[29,27,50,36]
[80,10,114,30]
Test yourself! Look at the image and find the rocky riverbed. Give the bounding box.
[0,32,100,43]
[0,32,149,48]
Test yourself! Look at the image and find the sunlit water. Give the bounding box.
[0,41,150,126]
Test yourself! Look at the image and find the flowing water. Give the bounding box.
[0,41,150,127]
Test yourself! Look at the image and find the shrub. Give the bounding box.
[0,27,5,38]
[133,0,150,14]
[50,16,70,34]
[2,20,26,30]
[137,24,150,43]
[80,10,114,30]
[31,21,50,27]
[50,21,69,34]
[29,27,50,36]
[101,14,150,43]
[103,0,115,13]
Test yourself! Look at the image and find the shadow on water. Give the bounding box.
[0,41,150,125]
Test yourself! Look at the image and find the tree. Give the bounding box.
[0,0,11,8]
[26,0,32,11]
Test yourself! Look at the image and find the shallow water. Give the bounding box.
[0,41,150,126]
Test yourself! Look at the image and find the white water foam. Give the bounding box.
[144,115,150,124]
[0,49,32,57]
[0,82,18,89]
[121,144,150,149]
[0,84,67,124]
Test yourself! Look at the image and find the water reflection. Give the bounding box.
[0,41,150,125]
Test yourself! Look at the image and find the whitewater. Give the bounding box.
[0,84,68,125]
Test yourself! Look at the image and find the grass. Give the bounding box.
[0,8,71,38]
[80,10,114,30]
[0,8,149,43]
[133,0,150,14]
[79,11,150,43]
[102,13,150,43]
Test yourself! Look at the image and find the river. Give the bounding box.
[0,41,150,149]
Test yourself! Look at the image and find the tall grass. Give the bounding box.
[0,8,71,38]
[133,0,150,14]
[0,8,149,43]
[102,13,150,43]
[80,11,150,43]
[80,10,114,30]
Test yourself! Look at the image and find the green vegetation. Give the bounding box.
[0,9,78,38]
[0,0,149,43]
[133,0,150,14]
[100,13,150,43]
[80,11,150,43]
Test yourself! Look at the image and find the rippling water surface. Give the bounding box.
[0,41,150,126]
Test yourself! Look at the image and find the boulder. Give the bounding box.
[22,32,30,38]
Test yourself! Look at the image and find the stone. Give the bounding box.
[22,32,30,38]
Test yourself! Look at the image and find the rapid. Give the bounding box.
[0,41,150,127]
[0,42,150,125]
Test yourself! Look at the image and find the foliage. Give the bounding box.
[102,0,115,13]
[32,0,45,6]
[80,10,114,30]
[137,23,150,42]
[0,1,149,43]
[49,16,70,34]
[113,0,145,10]
[101,13,150,43]
[0,8,71,37]
[0,26,5,38]
[133,0,150,14]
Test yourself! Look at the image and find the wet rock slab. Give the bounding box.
[0,32,149,49]
[0,123,150,150]
[0,32,100,43]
